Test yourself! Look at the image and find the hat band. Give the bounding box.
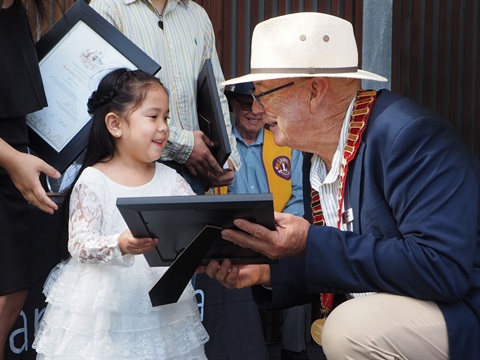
[251,66,358,74]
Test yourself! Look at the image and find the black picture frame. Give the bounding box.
[117,193,276,306]
[27,0,161,174]
[197,58,231,167]
[116,193,276,266]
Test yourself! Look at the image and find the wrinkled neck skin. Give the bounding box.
[310,79,360,170]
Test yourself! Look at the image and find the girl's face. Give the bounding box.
[118,84,170,164]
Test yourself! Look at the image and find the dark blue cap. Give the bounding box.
[225,82,254,97]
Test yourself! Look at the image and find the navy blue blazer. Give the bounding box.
[253,90,480,359]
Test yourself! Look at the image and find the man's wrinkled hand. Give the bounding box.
[220,212,310,259]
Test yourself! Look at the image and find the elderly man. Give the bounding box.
[203,12,480,360]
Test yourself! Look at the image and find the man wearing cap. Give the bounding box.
[202,12,480,360]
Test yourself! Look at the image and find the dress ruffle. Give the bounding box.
[33,257,208,359]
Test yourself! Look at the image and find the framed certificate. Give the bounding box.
[27,0,161,174]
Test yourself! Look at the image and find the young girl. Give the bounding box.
[33,68,209,359]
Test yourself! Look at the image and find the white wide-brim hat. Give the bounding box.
[223,12,387,86]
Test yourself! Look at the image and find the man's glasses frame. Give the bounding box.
[249,81,295,109]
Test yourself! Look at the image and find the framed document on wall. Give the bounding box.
[27,0,161,174]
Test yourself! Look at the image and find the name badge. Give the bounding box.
[342,208,354,231]
[342,208,354,223]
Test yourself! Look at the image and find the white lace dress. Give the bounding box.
[33,163,209,359]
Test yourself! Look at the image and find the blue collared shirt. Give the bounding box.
[228,127,304,216]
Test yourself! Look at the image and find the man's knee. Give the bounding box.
[320,294,448,360]
[321,300,369,358]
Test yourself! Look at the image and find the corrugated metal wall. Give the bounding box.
[391,0,479,154]
[31,0,479,154]
[197,0,364,80]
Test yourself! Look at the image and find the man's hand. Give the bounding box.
[185,130,224,177]
[206,159,234,187]
[198,258,271,289]
[221,212,311,259]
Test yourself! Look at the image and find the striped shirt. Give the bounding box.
[310,95,376,299]
[309,98,354,228]
[89,0,241,169]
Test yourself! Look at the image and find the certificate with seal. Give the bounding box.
[27,0,161,174]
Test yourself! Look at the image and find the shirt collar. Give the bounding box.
[234,126,264,147]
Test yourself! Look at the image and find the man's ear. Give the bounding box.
[307,77,328,113]
[105,112,123,138]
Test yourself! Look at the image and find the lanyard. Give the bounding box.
[310,89,377,347]
[141,0,167,29]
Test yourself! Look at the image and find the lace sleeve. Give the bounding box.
[68,182,133,266]
[174,173,197,195]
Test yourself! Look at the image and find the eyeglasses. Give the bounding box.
[235,97,254,111]
[249,81,295,108]
[249,78,310,108]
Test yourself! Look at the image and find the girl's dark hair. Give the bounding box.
[57,68,166,259]
[83,67,164,168]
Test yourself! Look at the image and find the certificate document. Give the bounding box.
[27,21,135,153]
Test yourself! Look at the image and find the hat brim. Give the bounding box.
[222,69,387,86]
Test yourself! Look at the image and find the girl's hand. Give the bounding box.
[118,229,158,255]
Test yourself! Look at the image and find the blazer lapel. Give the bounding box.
[347,141,366,233]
